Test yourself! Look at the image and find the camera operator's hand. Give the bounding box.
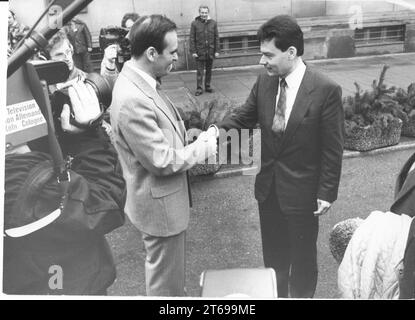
[60,81,101,134]
[103,44,119,71]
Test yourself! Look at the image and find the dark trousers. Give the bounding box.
[73,51,92,73]
[196,58,213,90]
[258,190,319,298]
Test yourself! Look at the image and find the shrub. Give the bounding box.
[343,64,402,136]
[177,92,240,133]
[392,83,415,122]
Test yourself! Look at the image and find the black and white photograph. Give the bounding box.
[2,0,415,302]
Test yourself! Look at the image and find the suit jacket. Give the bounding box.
[219,66,344,214]
[390,153,415,299]
[110,61,211,236]
[391,152,415,217]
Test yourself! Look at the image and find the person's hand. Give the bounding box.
[314,199,331,217]
[214,52,219,58]
[103,44,118,70]
[187,128,202,143]
[192,53,198,58]
[197,130,217,160]
[206,125,219,138]
[60,80,101,134]
[87,47,93,53]
[205,134,218,163]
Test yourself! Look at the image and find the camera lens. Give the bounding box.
[84,73,112,110]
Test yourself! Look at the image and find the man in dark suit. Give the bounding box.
[216,15,345,298]
[390,153,415,299]
[391,152,415,218]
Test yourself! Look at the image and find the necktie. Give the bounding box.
[272,78,287,139]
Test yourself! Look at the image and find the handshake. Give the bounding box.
[189,126,219,165]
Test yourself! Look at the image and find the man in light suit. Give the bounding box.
[217,15,345,298]
[110,15,217,296]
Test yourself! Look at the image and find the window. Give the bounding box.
[220,35,259,55]
[354,25,405,45]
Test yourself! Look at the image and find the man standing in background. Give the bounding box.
[8,9,29,55]
[67,16,93,72]
[189,5,220,96]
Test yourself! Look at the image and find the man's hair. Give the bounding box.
[199,5,209,11]
[44,29,70,56]
[129,14,177,58]
[257,15,304,56]
[121,12,140,28]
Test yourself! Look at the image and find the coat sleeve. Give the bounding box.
[118,97,216,176]
[100,60,119,90]
[189,21,196,54]
[218,76,259,130]
[83,23,93,49]
[317,85,344,203]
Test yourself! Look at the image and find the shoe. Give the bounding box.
[205,87,214,93]
[195,89,203,96]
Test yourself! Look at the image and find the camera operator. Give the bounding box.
[99,12,140,77]
[121,12,140,29]
[40,29,118,93]
[35,29,119,143]
[4,75,126,295]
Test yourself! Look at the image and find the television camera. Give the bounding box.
[99,26,131,71]
[6,0,112,153]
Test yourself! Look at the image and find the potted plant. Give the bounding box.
[392,83,415,137]
[343,65,403,152]
[177,93,239,176]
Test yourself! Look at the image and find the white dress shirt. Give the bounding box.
[128,63,157,91]
[276,59,306,128]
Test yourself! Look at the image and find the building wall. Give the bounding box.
[11,0,413,34]
[9,0,415,70]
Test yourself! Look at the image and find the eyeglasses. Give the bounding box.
[51,48,72,60]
